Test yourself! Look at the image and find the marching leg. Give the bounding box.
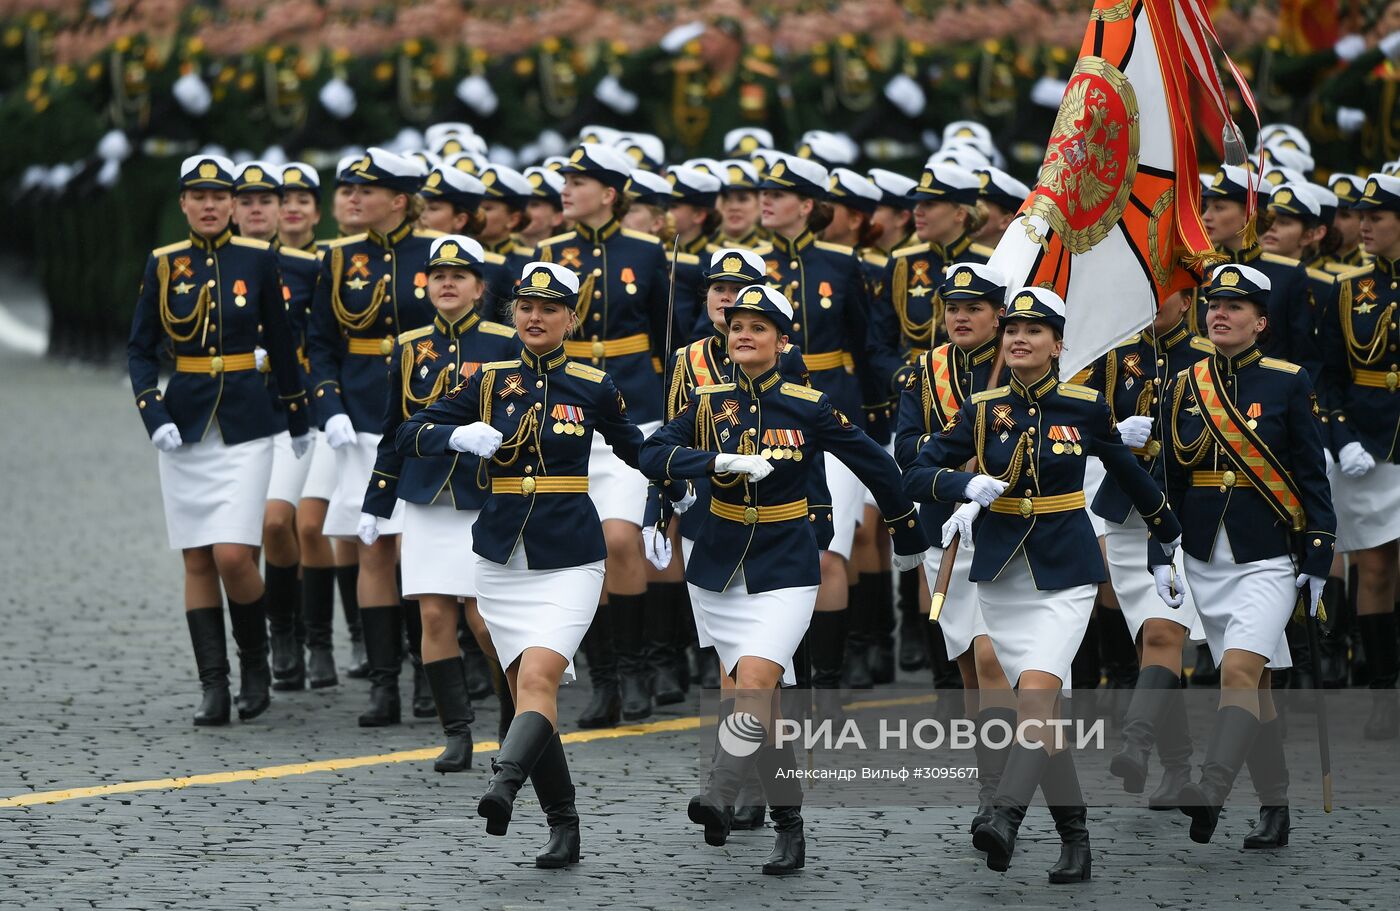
[490,657,515,741]
[227,593,272,721]
[844,578,873,689]
[1177,705,1260,843]
[647,582,686,706]
[357,604,403,727]
[1241,717,1290,848]
[756,734,805,875]
[423,656,474,773]
[970,706,1016,833]
[1359,613,1399,740]
[689,710,763,847]
[971,742,1049,872]
[897,569,927,672]
[336,563,369,679]
[530,732,582,868]
[1147,682,1195,810]
[186,606,231,726]
[577,606,621,728]
[478,710,556,836]
[1042,749,1092,884]
[808,609,848,723]
[302,566,339,688]
[1109,665,1180,794]
[265,560,305,691]
[403,598,436,718]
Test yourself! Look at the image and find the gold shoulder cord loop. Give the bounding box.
[1339,277,1393,367]
[1104,350,1119,423]
[697,394,742,489]
[475,369,496,489]
[491,408,539,468]
[890,256,932,346]
[156,255,210,343]
[574,272,597,325]
[972,401,1031,487]
[400,347,455,419]
[667,354,689,421]
[1170,375,1212,467]
[329,247,385,332]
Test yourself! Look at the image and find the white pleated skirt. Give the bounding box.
[324,432,404,538]
[978,554,1096,695]
[1083,457,1107,537]
[475,547,605,683]
[1104,510,1204,642]
[157,428,273,550]
[687,568,818,686]
[587,419,658,525]
[265,430,316,505]
[1329,460,1400,553]
[300,431,339,501]
[401,499,479,598]
[1183,531,1293,670]
[824,456,866,561]
[921,541,985,659]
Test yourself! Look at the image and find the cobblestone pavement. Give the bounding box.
[1,338,1397,910]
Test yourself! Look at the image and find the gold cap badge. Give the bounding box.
[743,289,764,305]
[1013,293,1035,311]
[245,167,263,183]
[769,161,786,179]
[425,171,442,188]
[1220,269,1240,287]
[198,162,217,179]
[1274,189,1292,205]
[723,255,742,273]
[530,270,552,288]
[283,168,302,184]
[954,270,973,288]
[439,243,458,260]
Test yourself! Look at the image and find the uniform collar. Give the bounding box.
[483,235,515,255]
[770,229,816,257]
[434,310,481,338]
[1374,256,1397,277]
[367,220,414,249]
[715,226,765,248]
[273,237,318,254]
[521,344,568,373]
[574,219,621,244]
[953,336,998,367]
[189,225,234,251]
[681,233,709,256]
[1150,319,1192,352]
[938,232,973,261]
[1213,343,1263,374]
[1009,368,1058,401]
[735,363,784,396]
[1217,242,1263,264]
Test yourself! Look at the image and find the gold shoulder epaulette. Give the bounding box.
[152,240,192,256]
[668,251,701,265]
[1259,251,1300,267]
[749,241,775,255]
[278,245,318,260]
[1339,263,1375,281]
[413,229,446,239]
[813,240,854,255]
[862,251,890,269]
[1323,262,1350,275]
[326,233,369,248]
[482,358,521,371]
[621,228,662,244]
[780,382,823,402]
[1189,336,1215,353]
[968,242,996,258]
[538,231,576,247]
[565,361,606,382]
[229,236,271,250]
[743,56,779,78]
[695,383,736,394]
[1259,357,1302,374]
[971,385,1009,404]
[479,320,515,337]
[892,242,933,259]
[482,251,507,265]
[1305,267,1335,284]
[397,325,434,346]
[1056,382,1099,402]
[512,245,534,257]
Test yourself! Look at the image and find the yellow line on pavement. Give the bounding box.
[0,693,937,809]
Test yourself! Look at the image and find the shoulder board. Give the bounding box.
[565,361,606,382]
[862,251,890,268]
[482,251,507,265]
[397,325,434,346]
[413,229,446,239]
[1259,357,1302,374]
[892,242,934,259]
[968,242,996,258]
[1339,264,1375,281]
[621,228,662,244]
[229,236,270,250]
[813,240,854,256]
[481,359,521,372]
[695,383,736,394]
[1305,267,1335,284]
[971,386,1009,404]
[780,382,823,402]
[1056,382,1099,402]
[479,320,516,337]
[1323,262,1350,275]
[278,245,318,261]
[326,233,369,248]
[538,231,576,247]
[748,241,775,255]
[512,245,534,257]
[742,56,778,78]
[667,251,701,265]
[1259,252,1300,267]
[1189,336,1215,353]
[152,240,192,256]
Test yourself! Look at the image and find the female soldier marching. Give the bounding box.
[642,284,928,875]
[128,154,311,725]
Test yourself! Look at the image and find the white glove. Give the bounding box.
[1339,441,1376,478]
[253,346,268,372]
[324,413,357,450]
[1337,106,1367,134]
[940,501,979,549]
[883,73,926,117]
[455,74,499,116]
[172,72,212,116]
[19,165,47,192]
[1334,34,1367,62]
[892,550,927,573]
[1381,30,1400,61]
[1154,564,1184,608]
[290,433,312,460]
[660,21,706,53]
[96,128,132,162]
[449,422,503,458]
[1296,573,1327,618]
[963,474,1008,508]
[1160,535,1181,563]
[594,74,639,115]
[642,525,672,571]
[714,453,773,481]
[673,484,697,515]
[357,512,381,547]
[96,159,122,188]
[1031,76,1069,109]
[152,423,183,452]
[319,76,357,119]
[1115,415,1153,450]
[45,163,75,191]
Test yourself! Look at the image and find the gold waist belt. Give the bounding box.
[175,353,257,374]
[1353,369,1400,391]
[491,476,589,495]
[988,491,1086,517]
[1192,470,1254,490]
[710,498,810,525]
[803,350,854,372]
[347,336,394,356]
[564,333,650,360]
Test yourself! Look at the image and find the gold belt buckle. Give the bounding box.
[1221,470,1236,489]
[379,337,393,356]
[743,506,758,525]
[591,341,606,360]
[209,355,224,374]
[1018,497,1033,518]
[1387,371,1398,391]
[521,476,536,495]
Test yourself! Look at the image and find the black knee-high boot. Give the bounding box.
[1042,750,1091,884]
[867,571,896,685]
[302,566,338,688]
[402,599,435,718]
[490,655,514,741]
[611,593,652,721]
[227,594,272,721]
[530,733,581,868]
[1359,613,1399,740]
[357,604,402,727]
[844,581,873,688]
[1097,607,1138,722]
[265,561,305,690]
[1147,681,1195,809]
[1071,612,1102,691]
[971,706,1016,833]
[646,583,685,705]
[972,742,1050,872]
[578,605,621,728]
[336,564,368,678]
[689,708,765,847]
[423,656,474,772]
[1110,665,1181,793]
[1242,717,1289,848]
[897,569,927,671]
[1317,577,1349,688]
[186,607,230,726]
[1178,705,1260,843]
[478,710,555,836]
[809,609,849,721]
[460,623,494,700]
[672,584,697,694]
[757,734,805,875]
